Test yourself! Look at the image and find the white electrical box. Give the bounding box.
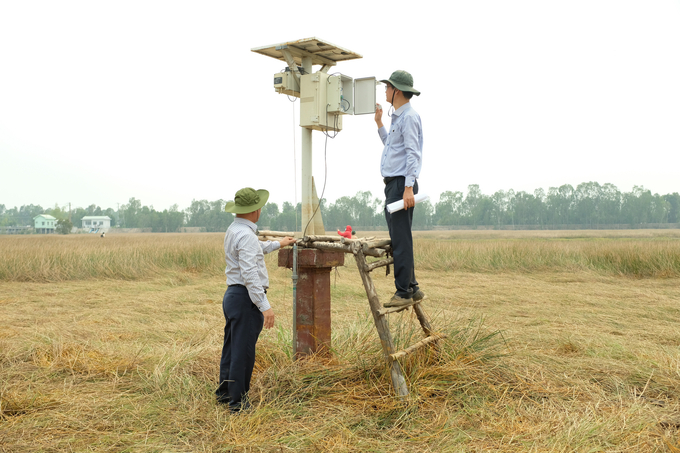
[300,72,343,132]
[353,77,377,115]
[273,71,300,97]
[326,76,376,115]
[327,75,353,114]
[297,73,377,130]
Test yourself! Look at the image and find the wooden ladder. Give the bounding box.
[350,242,446,398]
[262,231,445,398]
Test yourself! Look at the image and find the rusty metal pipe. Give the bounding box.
[292,243,298,356]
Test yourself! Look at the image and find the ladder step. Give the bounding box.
[377,299,419,316]
[362,239,392,251]
[390,334,447,361]
[365,257,394,272]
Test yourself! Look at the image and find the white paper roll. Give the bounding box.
[386,193,430,213]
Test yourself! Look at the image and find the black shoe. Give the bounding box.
[228,399,252,414]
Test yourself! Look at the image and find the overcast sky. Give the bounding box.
[1,1,679,212]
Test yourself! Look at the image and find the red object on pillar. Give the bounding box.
[278,249,345,358]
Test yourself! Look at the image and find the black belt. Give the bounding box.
[229,284,266,294]
[383,176,400,184]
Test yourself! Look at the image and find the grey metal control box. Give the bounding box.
[274,71,300,97]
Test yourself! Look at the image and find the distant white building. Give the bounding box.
[81,216,111,231]
[33,214,57,234]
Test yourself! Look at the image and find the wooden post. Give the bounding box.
[413,303,433,336]
[352,245,409,399]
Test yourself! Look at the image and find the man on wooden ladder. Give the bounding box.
[374,70,426,308]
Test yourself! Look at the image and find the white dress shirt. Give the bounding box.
[224,218,280,312]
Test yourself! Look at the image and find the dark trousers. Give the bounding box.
[215,285,264,409]
[384,177,419,298]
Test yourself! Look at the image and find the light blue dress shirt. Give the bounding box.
[378,102,423,187]
[224,218,280,312]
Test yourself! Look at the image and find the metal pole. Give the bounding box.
[300,56,314,235]
[301,127,313,235]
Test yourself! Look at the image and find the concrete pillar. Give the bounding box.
[279,248,344,358]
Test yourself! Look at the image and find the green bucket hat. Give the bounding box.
[380,70,420,96]
[224,187,269,214]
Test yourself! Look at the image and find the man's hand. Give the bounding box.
[262,308,275,329]
[403,186,415,209]
[374,103,383,129]
[278,236,296,247]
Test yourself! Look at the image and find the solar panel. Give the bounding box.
[251,37,362,66]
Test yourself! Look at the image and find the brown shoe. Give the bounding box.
[412,289,427,302]
[383,294,413,308]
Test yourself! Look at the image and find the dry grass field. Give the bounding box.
[1,231,679,452]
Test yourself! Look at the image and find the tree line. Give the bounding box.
[2,182,679,233]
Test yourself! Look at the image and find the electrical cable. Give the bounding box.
[287,76,301,102]
[321,76,341,139]
[293,100,298,232]
[277,66,301,229]
[321,104,340,139]
[302,116,331,238]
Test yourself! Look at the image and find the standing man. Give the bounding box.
[375,70,425,308]
[216,187,295,412]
